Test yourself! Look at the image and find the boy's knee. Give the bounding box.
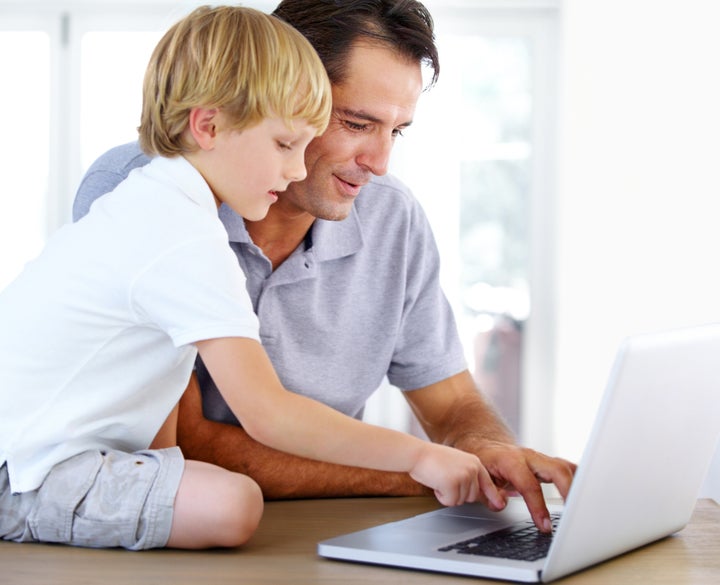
[169,462,263,549]
[217,473,264,548]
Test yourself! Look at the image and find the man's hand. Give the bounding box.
[405,370,577,533]
[456,437,576,532]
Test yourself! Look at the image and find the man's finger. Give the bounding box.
[529,454,577,499]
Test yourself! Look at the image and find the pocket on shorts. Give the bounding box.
[69,450,161,549]
[28,450,104,544]
[28,449,178,549]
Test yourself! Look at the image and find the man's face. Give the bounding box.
[277,41,424,221]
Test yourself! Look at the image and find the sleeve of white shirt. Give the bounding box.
[129,235,260,347]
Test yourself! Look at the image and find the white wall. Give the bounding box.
[555,0,720,500]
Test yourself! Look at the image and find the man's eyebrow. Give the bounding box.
[335,108,414,128]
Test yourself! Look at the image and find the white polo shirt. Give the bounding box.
[0,156,259,493]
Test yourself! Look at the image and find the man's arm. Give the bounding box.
[177,373,430,499]
[405,370,577,532]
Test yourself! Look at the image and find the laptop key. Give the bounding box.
[438,513,561,562]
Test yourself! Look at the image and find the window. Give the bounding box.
[0,0,232,287]
[79,30,163,169]
[0,28,50,289]
[372,2,558,446]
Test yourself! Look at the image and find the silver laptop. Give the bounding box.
[318,324,720,582]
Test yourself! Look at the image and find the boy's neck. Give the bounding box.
[244,205,315,271]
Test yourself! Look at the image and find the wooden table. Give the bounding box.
[2,498,718,584]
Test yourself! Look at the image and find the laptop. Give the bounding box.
[318,324,720,582]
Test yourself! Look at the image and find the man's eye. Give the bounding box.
[344,120,367,132]
[392,128,406,138]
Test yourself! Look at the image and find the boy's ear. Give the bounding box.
[187,107,220,150]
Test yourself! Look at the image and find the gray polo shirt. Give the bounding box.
[74,142,467,422]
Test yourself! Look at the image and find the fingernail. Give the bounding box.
[543,517,552,532]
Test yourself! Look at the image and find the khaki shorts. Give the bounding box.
[0,447,184,550]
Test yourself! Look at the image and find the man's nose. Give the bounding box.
[356,133,393,176]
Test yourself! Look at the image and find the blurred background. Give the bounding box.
[1,0,718,499]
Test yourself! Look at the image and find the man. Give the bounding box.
[74,0,574,533]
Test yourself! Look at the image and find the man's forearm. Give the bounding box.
[176,379,429,499]
[178,420,428,498]
[406,370,516,450]
[442,392,517,452]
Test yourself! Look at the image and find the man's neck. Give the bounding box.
[245,205,315,271]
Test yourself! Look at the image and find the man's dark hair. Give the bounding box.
[272,0,439,89]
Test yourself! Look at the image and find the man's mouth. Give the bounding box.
[334,175,366,197]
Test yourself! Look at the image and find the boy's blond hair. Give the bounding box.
[139,5,331,156]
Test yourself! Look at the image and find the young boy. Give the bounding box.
[0,6,501,551]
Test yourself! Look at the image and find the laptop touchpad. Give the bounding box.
[402,514,505,535]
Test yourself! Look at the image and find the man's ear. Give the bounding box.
[187,107,220,150]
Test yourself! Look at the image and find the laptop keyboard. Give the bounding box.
[438,513,562,562]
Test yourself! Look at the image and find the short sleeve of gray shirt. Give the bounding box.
[74,142,468,423]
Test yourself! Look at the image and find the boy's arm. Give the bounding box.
[194,336,505,509]
[177,373,430,498]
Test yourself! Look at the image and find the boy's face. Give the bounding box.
[274,41,423,221]
[204,116,317,221]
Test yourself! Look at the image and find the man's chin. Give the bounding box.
[313,201,355,221]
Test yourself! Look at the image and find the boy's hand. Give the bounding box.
[409,444,505,508]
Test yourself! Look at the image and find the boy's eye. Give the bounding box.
[277,141,292,150]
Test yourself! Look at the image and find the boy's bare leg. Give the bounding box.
[167,460,263,549]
